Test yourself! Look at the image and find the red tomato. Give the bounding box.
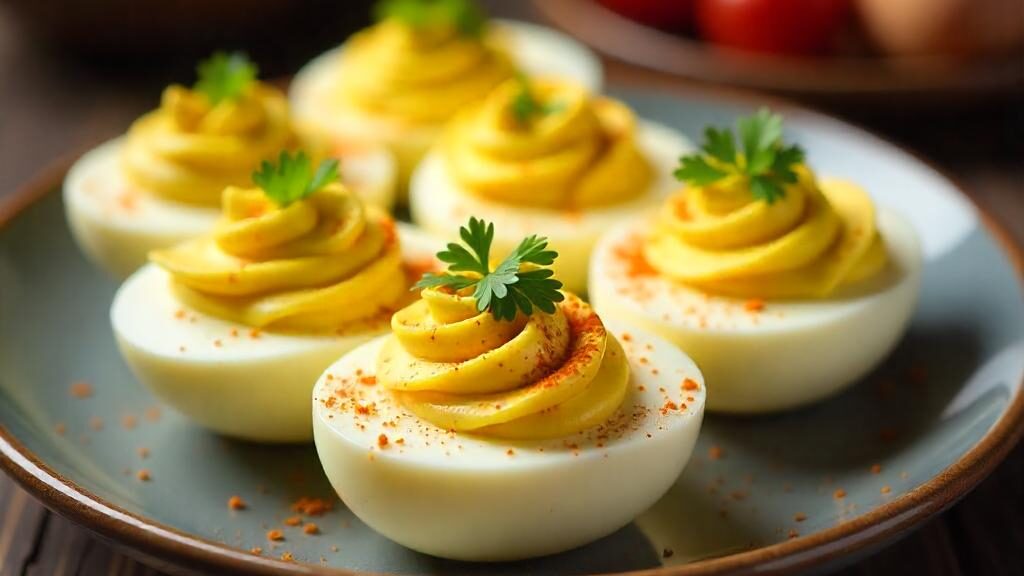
[597,0,694,31]
[695,0,850,55]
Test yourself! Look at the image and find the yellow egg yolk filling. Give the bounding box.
[378,291,630,440]
[150,183,405,331]
[644,168,889,299]
[336,20,514,126]
[121,83,304,206]
[442,78,653,209]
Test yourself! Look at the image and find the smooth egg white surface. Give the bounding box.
[312,321,705,561]
[289,20,604,190]
[64,138,397,279]
[590,208,922,414]
[409,121,690,294]
[111,225,439,443]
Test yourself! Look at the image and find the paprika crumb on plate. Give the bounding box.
[69,381,94,398]
[227,496,247,510]
[303,523,320,535]
[266,529,284,542]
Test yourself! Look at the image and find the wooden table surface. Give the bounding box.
[0,3,1022,575]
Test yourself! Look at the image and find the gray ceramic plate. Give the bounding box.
[1,86,1022,576]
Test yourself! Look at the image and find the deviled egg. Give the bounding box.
[590,110,922,414]
[289,0,603,195]
[409,77,689,293]
[313,218,705,560]
[112,152,436,443]
[65,52,396,278]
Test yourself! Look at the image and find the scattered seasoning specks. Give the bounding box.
[69,381,94,398]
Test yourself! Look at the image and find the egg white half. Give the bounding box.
[289,19,604,194]
[590,208,922,414]
[312,321,705,561]
[110,225,440,443]
[408,121,690,294]
[64,138,396,279]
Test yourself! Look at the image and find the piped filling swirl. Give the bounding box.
[150,183,405,331]
[442,78,652,209]
[645,168,889,298]
[122,83,303,206]
[336,20,514,125]
[377,291,630,439]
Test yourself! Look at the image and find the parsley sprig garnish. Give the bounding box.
[374,0,486,38]
[251,151,340,207]
[194,52,258,106]
[674,108,805,204]
[415,217,565,321]
[508,75,563,126]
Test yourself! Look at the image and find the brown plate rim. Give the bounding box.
[1,81,1023,576]
[531,0,1024,96]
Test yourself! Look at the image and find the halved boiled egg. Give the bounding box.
[111,224,438,443]
[590,196,922,414]
[312,308,705,561]
[407,96,688,293]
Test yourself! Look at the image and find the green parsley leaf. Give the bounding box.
[374,0,486,38]
[508,75,563,126]
[673,108,805,204]
[194,52,258,106]
[251,151,340,207]
[413,217,565,321]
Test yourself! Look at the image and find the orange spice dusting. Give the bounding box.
[249,328,262,339]
[284,516,303,527]
[506,449,515,456]
[228,496,247,510]
[136,469,151,482]
[174,309,187,320]
[682,378,700,391]
[291,497,334,517]
[70,381,94,398]
[267,529,284,542]
[621,332,632,342]
[881,485,892,494]
[833,489,846,500]
[744,298,765,313]
[250,546,263,555]
[660,400,678,415]
[213,339,223,348]
[395,437,405,445]
[788,529,800,539]
[359,375,377,386]
[612,238,656,278]
[303,523,319,535]
[280,551,294,562]
[144,406,162,422]
[794,512,807,522]
[121,414,138,430]
[377,434,389,448]
[708,445,724,460]
[870,464,882,475]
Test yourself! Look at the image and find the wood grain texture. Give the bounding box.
[0,2,1021,575]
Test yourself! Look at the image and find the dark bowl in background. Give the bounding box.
[0,0,374,75]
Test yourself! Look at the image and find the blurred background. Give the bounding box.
[0,0,1021,232]
[0,0,1021,574]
